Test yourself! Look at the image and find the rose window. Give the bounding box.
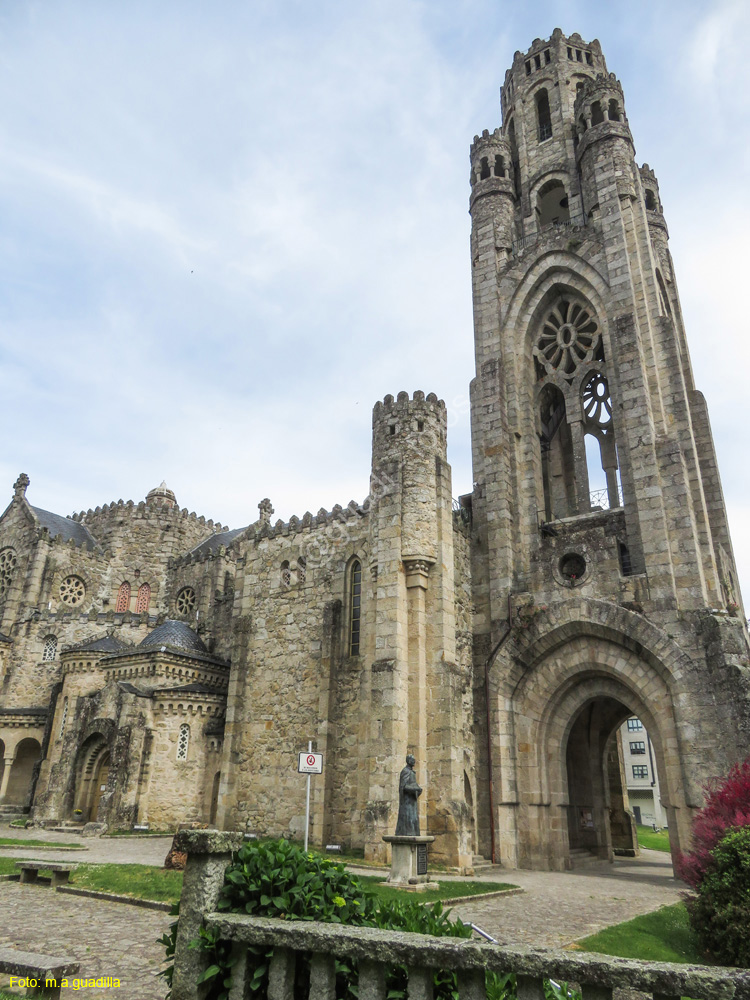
[59,576,85,607]
[0,548,16,599]
[582,372,612,426]
[176,587,196,616]
[535,299,600,376]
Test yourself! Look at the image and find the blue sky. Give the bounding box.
[2,0,749,599]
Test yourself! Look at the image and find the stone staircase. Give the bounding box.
[568,847,605,870]
[470,854,495,874]
[0,804,29,826]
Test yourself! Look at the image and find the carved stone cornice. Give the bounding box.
[403,559,433,590]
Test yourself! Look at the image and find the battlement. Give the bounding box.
[71,499,228,532]
[469,129,514,190]
[372,391,448,463]
[501,29,606,120]
[639,164,664,214]
[573,72,626,119]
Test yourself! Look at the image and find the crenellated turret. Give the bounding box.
[574,73,635,219]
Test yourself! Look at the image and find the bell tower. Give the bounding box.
[468,30,749,870]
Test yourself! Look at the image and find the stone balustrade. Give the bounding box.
[170,830,750,1000]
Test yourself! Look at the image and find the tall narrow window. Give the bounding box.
[42,635,58,661]
[536,89,552,141]
[280,561,291,587]
[297,557,306,585]
[115,582,130,613]
[608,99,621,122]
[349,560,362,656]
[59,696,68,737]
[177,723,190,761]
[135,583,151,614]
[591,100,605,125]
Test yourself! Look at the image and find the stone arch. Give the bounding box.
[72,731,112,822]
[490,603,700,870]
[3,737,42,807]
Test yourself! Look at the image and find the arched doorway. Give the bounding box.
[4,738,42,807]
[505,630,688,871]
[89,752,110,821]
[564,696,638,861]
[72,734,110,822]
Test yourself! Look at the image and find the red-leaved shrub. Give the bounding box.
[675,756,750,888]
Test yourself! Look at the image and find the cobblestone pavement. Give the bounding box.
[0,827,682,999]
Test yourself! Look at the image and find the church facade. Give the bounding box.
[1,29,749,872]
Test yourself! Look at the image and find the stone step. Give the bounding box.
[0,805,29,815]
[48,826,84,835]
[568,848,605,869]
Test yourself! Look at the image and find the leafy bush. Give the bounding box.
[676,757,750,889]
[161,839,582,1000]
[686,826,750,967]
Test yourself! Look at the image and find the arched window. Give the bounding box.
[645,189,657,211]
[42,635,58,661]
[536,89,552,141]
[493,155,505,178]
[59,696,68,737]
[536,180,570,229]
[115,582,130,613]
[349,560,362,656]
[135,583,151,614]
[280,561,291,587]
[479,156,490,180]
[176,723,190,761]
[591,100,605,125]
[297,557,306,585]
[608,99,621,122]
[0,548,17,603]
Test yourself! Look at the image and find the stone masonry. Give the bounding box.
[0,29,748,872]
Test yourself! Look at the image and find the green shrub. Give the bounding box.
[161,839,581,1000]
[687,826,750,967]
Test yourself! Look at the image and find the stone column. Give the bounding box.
[171,829,244,1000]
[568,417,590,513]
[0,756,14,802]
[404,559,431,833]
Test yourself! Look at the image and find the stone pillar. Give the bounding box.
[569,417,590,513]
[0,756,14,802]
[405,559,431,833]
[171,829,244,1000]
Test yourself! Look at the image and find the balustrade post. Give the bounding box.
[516,975,546,999]
[457,968,485,1000]
[268,947,296,1000]
[359,959,386,1000]
[309,953,336,1000]
[170,829,244,1000]
[407,966,434,1000]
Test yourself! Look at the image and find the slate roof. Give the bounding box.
[30,506,97,549]
[138,620,208,655]
[188,527,247,558]
[154,682,220,696]
[64,635,133,655]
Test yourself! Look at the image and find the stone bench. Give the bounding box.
[15,861,78,887]
[0,946,79,1000]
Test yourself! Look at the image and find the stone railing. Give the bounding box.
[170,830,750,1000]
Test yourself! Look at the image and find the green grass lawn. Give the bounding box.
[357,874,517,904]
[574,903,706,964]
[0,837,84,849]
[636,824,671,852]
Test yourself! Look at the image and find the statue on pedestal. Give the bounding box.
[395,753,422,836]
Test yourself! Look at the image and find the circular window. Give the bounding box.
[535,298,600,377]
[0,548,17,599]
[176,586,196,616]
[59,575,86,606]
[559,553,587,581]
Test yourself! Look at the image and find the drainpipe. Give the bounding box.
[483,592,513,864]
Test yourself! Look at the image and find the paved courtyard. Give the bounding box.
[0,828,683,999]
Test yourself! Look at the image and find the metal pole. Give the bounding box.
[304,740,312,852]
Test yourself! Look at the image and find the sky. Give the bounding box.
[1,0,749,599]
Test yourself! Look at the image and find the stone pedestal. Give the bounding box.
[382,834,438,891]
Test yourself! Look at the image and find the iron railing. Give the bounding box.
[589,486,624,510]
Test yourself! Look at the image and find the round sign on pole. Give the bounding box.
[298,751,323,774]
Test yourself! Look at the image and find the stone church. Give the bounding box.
[1,29,749,872]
